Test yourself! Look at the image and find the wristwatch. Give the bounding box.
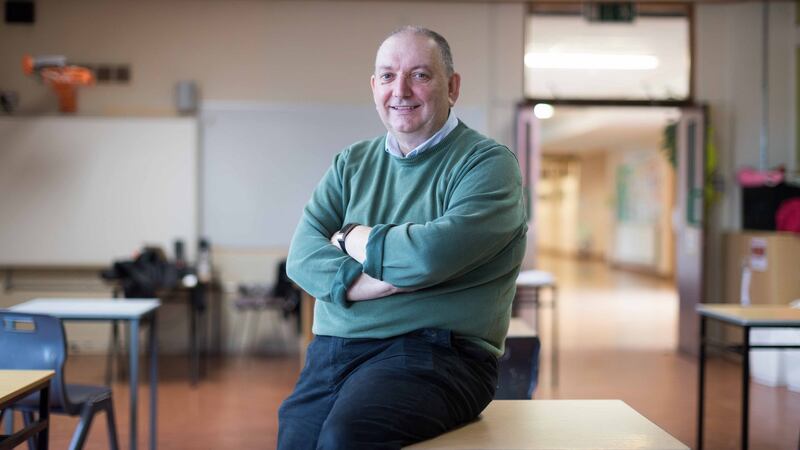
[334,223,360,254]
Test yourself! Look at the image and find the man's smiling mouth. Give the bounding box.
[390,105,420,111]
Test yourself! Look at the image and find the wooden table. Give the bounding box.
[406,400,688,449]
[10,299,160,450]
[696,304,800,450]
[0,370,54,450]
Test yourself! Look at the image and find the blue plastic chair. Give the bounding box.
[0,311,120,450]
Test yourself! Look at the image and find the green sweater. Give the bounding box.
[286,121,527,356]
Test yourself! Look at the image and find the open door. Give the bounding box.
[675,106,707,355]
[515,104,542,269]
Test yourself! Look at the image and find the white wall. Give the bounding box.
[576,152,611,259]
[605,144,674,276]
[536,157,580,256]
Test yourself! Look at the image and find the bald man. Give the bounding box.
[278,26,527,450]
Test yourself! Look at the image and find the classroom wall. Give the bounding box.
[694,2,797,301]
[0,0,524,146]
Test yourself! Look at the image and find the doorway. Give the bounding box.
[516,102,707,357]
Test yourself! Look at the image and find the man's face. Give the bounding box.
[370,32,460,148]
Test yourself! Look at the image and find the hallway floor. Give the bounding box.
[532,254,800,449]
[16,255,800,449]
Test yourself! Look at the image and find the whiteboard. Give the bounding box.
[0,116,198,266]
[200,102,487,248]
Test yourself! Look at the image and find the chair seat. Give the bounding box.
[15,383,112,415]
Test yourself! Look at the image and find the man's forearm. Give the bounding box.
[346,273,402,301]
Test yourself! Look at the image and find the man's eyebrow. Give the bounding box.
[375,65,433,72]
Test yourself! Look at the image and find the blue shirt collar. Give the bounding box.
[384,111,459,159]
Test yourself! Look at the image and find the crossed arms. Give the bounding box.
[286,145,525,307]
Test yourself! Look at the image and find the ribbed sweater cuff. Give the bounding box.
[331,258,363,307]
[364,224,392,281]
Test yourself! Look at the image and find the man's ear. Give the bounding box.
[370,75,376,93]
[448,73,461,107]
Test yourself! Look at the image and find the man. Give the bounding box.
[278,26,527,449]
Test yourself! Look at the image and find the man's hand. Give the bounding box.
[329,225,371,264]
[347,273,410,301]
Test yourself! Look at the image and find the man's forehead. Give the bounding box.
[375,33,441,68]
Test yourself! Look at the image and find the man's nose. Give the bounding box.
[392,77,411,97]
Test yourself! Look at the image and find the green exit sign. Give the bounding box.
[584,3,637,23]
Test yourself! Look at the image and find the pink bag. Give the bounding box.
[776,198,800,233]
[737,166,784,187]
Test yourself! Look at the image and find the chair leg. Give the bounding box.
[104,400,120,450]
[1,409,11,435]
[249,309,261,353]
[68,404,97,450]
[22,411,35,450]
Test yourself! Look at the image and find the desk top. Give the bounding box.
[405,400,688,450]
[697,304,800,327]
[516,270,556,287]
[507,318,537,338]
[0,370,54,406]
[9,298,161,320]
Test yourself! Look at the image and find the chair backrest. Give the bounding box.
[0,311,71,410]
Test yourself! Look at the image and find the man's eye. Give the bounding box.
[380,73,394,82]
[412,72,430,81]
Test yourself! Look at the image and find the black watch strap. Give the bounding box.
[337,223,360,254]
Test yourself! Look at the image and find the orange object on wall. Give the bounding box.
[22,55,95,113]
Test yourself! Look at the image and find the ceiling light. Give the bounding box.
[524,52,659,71]
[534,103,555,120]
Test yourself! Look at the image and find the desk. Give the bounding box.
[0,370,54,450]
[10,299,160,450]
[109,283,217,387]
[696,304,800,450]
[405,400,688,449]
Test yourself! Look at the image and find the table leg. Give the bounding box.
[149,312,158,450]
[742,326,750,450]
[38,382,49,450]
[130,319,139,450]
[551,285,559,388]
[697,315,706,450]
[189,297,198,386]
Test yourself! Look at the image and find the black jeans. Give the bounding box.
[277,328,498,450]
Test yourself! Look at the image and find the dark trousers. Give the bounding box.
[277,328,498,450]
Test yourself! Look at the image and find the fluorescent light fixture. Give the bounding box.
[524,52,659,70]
[533,103,554,120]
